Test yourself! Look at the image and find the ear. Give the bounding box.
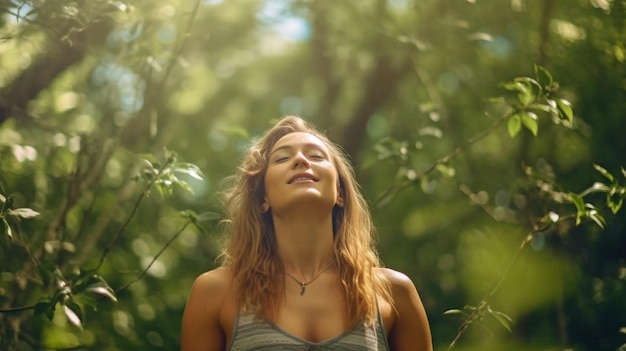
[261,198,270,213]
[336,189,344,208]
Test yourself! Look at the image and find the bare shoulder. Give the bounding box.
[181,266,234,351]
[375,267,422,314]
[375,267,414,288]
[192,266,233,294]
[185,266,233,310]
[375,267,433,351]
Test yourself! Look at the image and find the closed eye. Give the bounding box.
[309,154,325,160]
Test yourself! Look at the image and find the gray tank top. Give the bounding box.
[228,311,390,350]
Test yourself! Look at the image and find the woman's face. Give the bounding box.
[263,132,343,215]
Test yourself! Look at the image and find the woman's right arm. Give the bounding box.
[181,269,227,351]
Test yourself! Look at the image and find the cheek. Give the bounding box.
[263,169,280,195]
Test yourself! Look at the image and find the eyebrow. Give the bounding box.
[269,143,329,157]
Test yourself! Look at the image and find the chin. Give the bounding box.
[275,198,336,213]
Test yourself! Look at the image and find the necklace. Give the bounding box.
[285,262,334,296]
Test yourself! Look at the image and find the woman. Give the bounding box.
[181,116,432,350]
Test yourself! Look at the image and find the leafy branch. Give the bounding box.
[374,65,574,207]
[445,164,626,348]
[0,150,207,334]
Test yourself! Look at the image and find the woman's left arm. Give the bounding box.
[385,269,433,351]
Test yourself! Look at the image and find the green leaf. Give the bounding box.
[174,163,204,180]
[534,65,553,89]
[546,98,557,109]
[82,276,118,302]
[593,164,615,183]
[586,205,607,229]
[529,102,554,114]
[174,179,195,195]
[1,218,12,239]
[74,292,98,311]
[85,284,118,302]
[436,164,456,178]
[153,182,173,198]
[34,300,54,321]
[607,197,623,215]
[590,182,611,193]
[518,89,534,106]
[137,153,159,165]
[556,99,574,124]
[607,188,623,215]
[490,310,514,332]
[548,211,560,223]
[521,112,539,136]
[515,76,541,88]
[444,309,469,317]
[569,193,585,225]
[508,114,522,137]
[501,81,528,93]
[63,300,83,329]
[7,208,40,218]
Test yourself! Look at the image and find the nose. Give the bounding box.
[292,152,311,169]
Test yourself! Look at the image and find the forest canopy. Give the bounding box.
[0,0,625,350]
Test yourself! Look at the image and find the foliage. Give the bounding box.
[0,0,625,350]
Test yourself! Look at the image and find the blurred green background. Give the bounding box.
[0,0,625,350]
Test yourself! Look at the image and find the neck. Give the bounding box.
[272,211,335,277]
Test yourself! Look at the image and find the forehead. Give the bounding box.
[271,132,329,152]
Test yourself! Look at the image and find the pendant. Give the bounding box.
[300,282,306,296]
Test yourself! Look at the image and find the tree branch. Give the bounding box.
[115,219,192,292]
[0,12,113,124]
[375,112,511,207]
[0,305,34,313]
[340,57,412,158]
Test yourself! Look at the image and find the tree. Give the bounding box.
[1,0,624,350]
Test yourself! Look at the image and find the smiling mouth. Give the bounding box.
[291,177,313,183]
[288,175,318,184]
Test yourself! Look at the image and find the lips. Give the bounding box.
[288,173,318,184]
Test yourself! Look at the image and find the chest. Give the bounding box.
[220,278,394,347]
[274,280,346,343]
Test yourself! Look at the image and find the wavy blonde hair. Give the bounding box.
[219,116,391,326]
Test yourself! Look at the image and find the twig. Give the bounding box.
[0,305,34,313]
[115,219,193,292]
[448,232,533,349]
[375,112,511,207]
[159,0,202,86]
[93,160,169,272]
[447,188,579,348]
